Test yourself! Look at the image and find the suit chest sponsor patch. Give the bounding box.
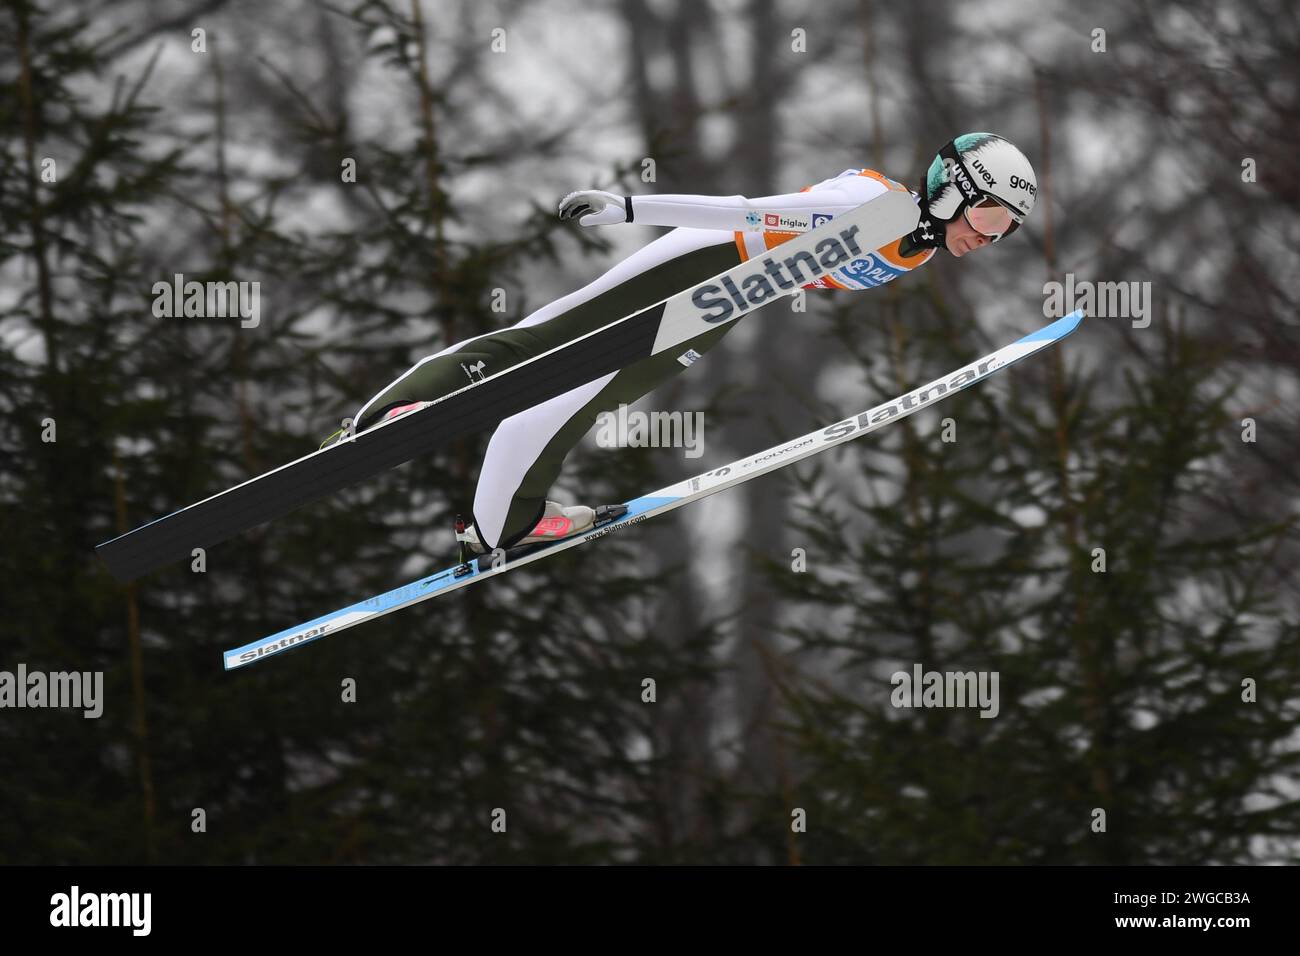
[832,253,906,289]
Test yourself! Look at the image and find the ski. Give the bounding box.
[222,309,1085,671]
[98,190,919,583]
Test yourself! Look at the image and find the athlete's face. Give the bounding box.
[944,213,993,257]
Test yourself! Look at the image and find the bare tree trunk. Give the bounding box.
[728,0,786,807]
[618,0,735,848]
[114,447,156,862]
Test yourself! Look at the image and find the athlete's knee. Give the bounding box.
[472,486,544,551]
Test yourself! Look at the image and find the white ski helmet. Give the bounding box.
[924,132,1037,240]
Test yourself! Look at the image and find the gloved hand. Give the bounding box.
[557,189,629,226]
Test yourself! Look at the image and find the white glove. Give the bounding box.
[558,189,629,226]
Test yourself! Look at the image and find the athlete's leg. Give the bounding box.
[472,319,735,548]
[471,228,747,548]
[351,333,527,434]
[347,223,746,550]
[352,226,740,433]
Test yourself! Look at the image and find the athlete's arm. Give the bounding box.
[558,175,881,233]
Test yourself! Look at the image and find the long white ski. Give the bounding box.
[223,310,1084,670]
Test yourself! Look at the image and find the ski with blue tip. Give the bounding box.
[223,310,1085,671]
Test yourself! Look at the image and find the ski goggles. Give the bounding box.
[963,196,1021,241]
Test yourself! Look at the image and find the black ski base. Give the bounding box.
[96,304,665,583]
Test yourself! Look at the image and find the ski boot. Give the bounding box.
[454,501,629,573]
[319,401,428,450]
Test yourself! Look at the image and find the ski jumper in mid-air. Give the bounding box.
[337,132,1038,558]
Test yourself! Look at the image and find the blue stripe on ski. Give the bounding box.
[621,495,676,515]
[1019,310,1083,343]
[223,493,682,669]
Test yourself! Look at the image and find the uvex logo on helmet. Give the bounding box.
[970,157,997,187]
[944,158,981,202]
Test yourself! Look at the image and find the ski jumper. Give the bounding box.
[352,169,937,550]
